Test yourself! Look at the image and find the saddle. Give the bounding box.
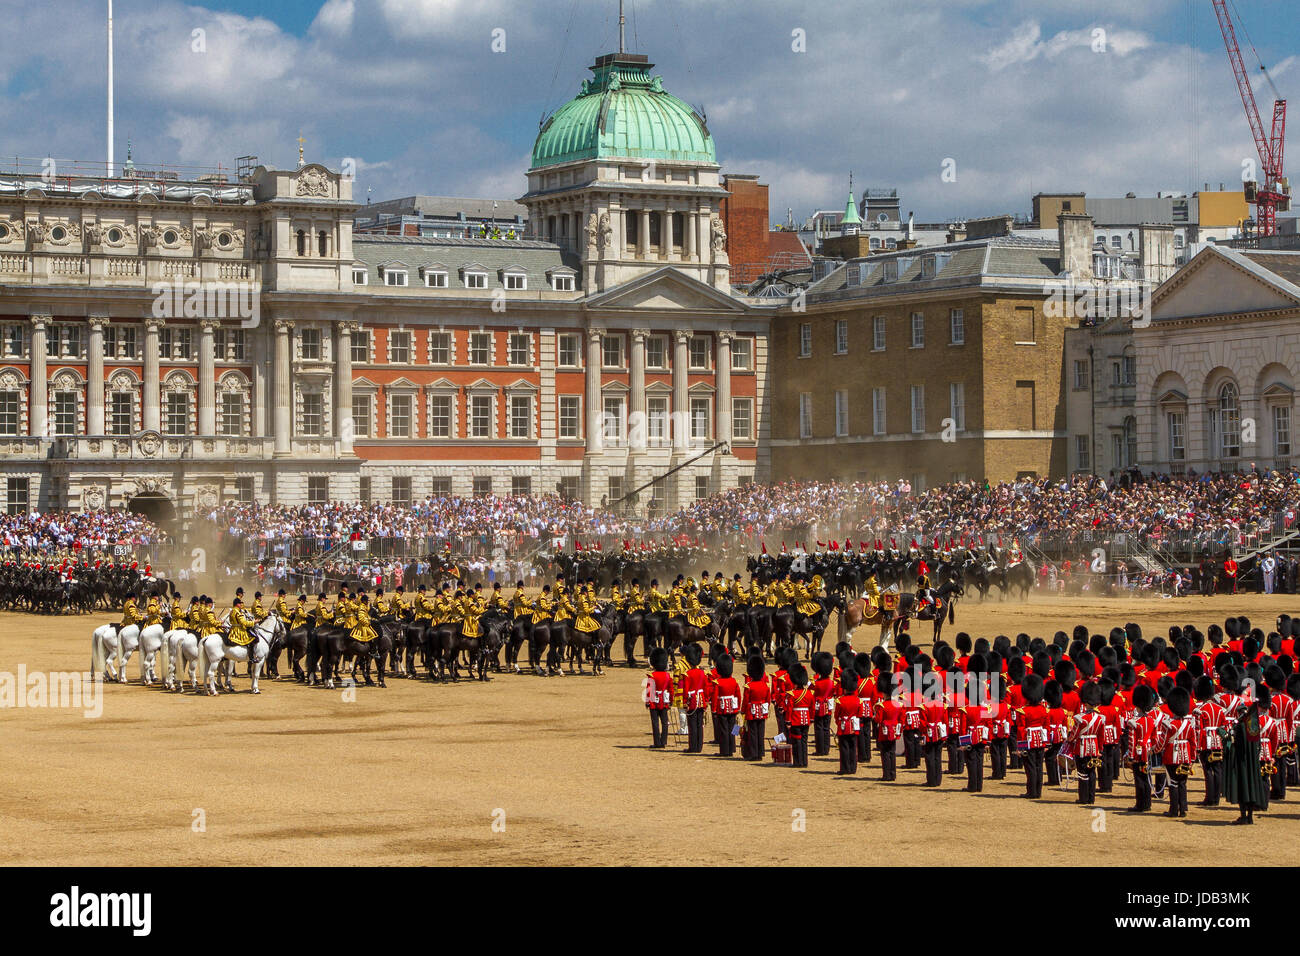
[225,633,255,647]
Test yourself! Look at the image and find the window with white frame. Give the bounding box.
[300,328,322,360]
[646,335,667,369]
[910,312,924,348]
[835,320,848,355]
[464,270,488,289]
[388,329,412,364]
[391,476,412,506]
[689,336,710,370]
[834,389,849,436]
[872,387,886,435]
[300,391,324,437]
[949,382,965,431]
[602,334,624,368]
[510,394,532,439]
[6,477,29,514]
[731,397,752,440]
[0,390,19,436]
[3,325,25,358]
[872,316,886,351]
[428,331,451,365]
[1076,434,1091,470]
[51,325,83,358]
[730,337,752,371]
[469,394,493,438]
[602,395,625,444]
[350,329,371,364]
[384,268,408,287]
[227,328,247,362]
[423,269,448,288]
[508,333,531,366]
[503,270,527,291]
[910,385,925,433]
[351,394,372,438]
[219,392,245,437]
[690,396,710,440]
[388,394,412,438]
[1274,404,1291,458]
[648,395,668,444]
[949,309,964,345]
[559,396,581,439]
[799,393,812,439]
[51,391,77,436]
[469,332,491,365]
[1073,359,1089,390]
[798,323,812,358]
[695,475,710,500]
[108,392,133,436]
[307,476,329,504]
[1168,411,1185,461]
[163,392,191,436]
[428,394,453,438]
[352,267,368,285]
[558,334,581,367]
[1211,382,1241,458]
[550,273,575,292]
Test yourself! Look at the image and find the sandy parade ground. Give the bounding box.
[1,591,1297,867]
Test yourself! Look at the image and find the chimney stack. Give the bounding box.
[1057,213,1094,280]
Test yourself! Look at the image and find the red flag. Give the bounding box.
[919,560,930,576]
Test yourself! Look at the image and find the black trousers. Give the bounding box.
[1098,744,1117,792]
[1009,745,1021,771]
[742,718,765,761]
[1076,759,1097,804]
[813,714,832,756]
[1288,743,1300,787]
[923,741,943,786]
[1164,763,1189,814]
[1045,744,1063,786]
[711,712,723,745]
[1024,748,1045,798]
[965,745,985,791]
[838,735,859,774]
[879,739,897,780]
[1200,752,1222,805]
[650,709,668,748]
[775,711,787,737]
[857,724,871,763]
[717,713,737,757]
[788,724,809,767]
[903,728,922,768]
[686,708,705,753]
[990,739,1008,779]
[947,735,963,775]
[1132,765,1152,811]
[1270,762,1287,800]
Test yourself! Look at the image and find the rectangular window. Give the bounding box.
[300,328,321,360]
[603,395,625,443]
[163,392,190,436]
[103,326,117,358]
[348,330,369,364]
[1168,412,1185,461]
[358,476,371,505]
[872,387,886,435]
[690,397,710,440]
[559,396,580,439]
[212,328,226,361]
[504,272,526,291]
[1122,355,1136,385]
[235,476,254,504]
[949,383,965,432]
[464,272,487,289]
[910,312,924,348]
[120,327,137,359]
[300,392,323,437]
[430,478,452,497]
[608,476,623,503]
[695,475,710,500]
[910,385,925,433]
[1274,405,1292,457]
[648,396,668,444]
[158,328,172,359]
[550,274,574,292]
[512,476,532,496]
[646,336,667,369]
[602,334,624,368]
[689,336,710,370]
[798,323,812,358]
[388,394,412,438]
[388,330,412,364]
[391,476,412,506]
[424,270,448,288]
[307,476,329,505]
[469,332,491,365]
[834,389,848,436]
[799,393,812,439]
[429,395,452,438]
[949,309,965,345]
[1016,306,1036,344]
[428,331,451,365]
[61,326,83,357]
[219,393,244,436]
[384,269,408,287]
[510,394,532,438]
[730,337,752,371]
[731,397,752,440]
[349,395,371,438]
[4,325,24,358]
[835,320,848,355]
[872,316,886,351]
[508,333,531,366]
[109,393,133,436]
[470,394,493,438]
[473,476,492,496]
[559,476,580,500]
[1073,359,1089,390]
[352,268,368,285]
[52,392,77,436]
[558,334,581,368]
[174,328,192,360]
[6,477,29,515]
[1076,434,1091,470]
[229,329,247,362]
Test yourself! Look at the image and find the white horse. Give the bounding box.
[90,623,140,683]
[164,628,201,691]
[197,616,281,696]
[136,623,168,686]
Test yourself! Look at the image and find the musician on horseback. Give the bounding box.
[915,569,936,612]
[226,597,257,653]
[574,586,601,634]
[118,592,142,634]
[350,589,378,643]
[685,588,712,630]
[274,589,291,624]
[414,585,435,624]
[460,588,484,638]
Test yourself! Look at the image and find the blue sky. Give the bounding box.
[1,0,1295,224]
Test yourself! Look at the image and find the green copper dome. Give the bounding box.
[531,53,716,169]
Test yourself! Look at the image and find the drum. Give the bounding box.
[771,743,793,764]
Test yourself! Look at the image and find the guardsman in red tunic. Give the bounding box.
[920,670,948,788]
[1044,679,1069,787]
[1162,687,1198,818]
[901,667,925,770]
[680,643,709,754]
[873,672,902,781]
[1019,674,1050,799]
[835,670,863,775]
[1126,684,1162,812]
[1224,553,1239,595]
[1096,678,1123,794]
[712,654,741,758]
[1193,676,1226,806]
[855,654,876,765]
[740,655,771,762]
[645,647,673,748]
[989,671,1012,780]
[784,664,814,768]
[771,648,793,738]
[961,656,992,792]
[1287,673,1300,788]
[1070,681,1106,805]
[811,652,837,757]
[1264,666,1293,800]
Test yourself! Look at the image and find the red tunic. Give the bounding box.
[812,676,836,718]
[681,668,709,710]
[646,671,673,710]
[1020,703,1050,749]
[1194,698,1226,752]
[741,675,771,721]
[784,688,814,728]
[835,694,863,735]
[874,697,904,741]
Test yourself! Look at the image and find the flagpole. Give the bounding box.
[106,0,115,175]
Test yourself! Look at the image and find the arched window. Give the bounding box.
[317,231,328,257]
[1214,382,1241,459]
[1123,416,1137,468]
[296,230,306,257]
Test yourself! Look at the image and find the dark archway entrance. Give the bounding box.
[127,493,177,527]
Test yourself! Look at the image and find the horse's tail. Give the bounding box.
[91,628,106,676]
[948,599,956,625]
[139,638,148,683]
[197,638,209,684]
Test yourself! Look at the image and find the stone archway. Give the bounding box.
[127,493,176,527]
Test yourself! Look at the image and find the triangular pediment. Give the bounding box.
[585,266,748,314]
[1151,245,1300,321]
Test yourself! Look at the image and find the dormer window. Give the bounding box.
[423,269,448,288]
[352,267,368,285]
[503,269,527,291]
[547,268,576,292]
[464,270,488,289]
[384,269,408,287]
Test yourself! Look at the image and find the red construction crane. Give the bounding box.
[1212,0,1289,236]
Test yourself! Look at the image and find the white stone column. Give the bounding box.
[586,327,603,454]
[336,321,354,454]
[273,319,293,456]
[87,317,106,434]
[253,325,268,438]
[28,315,48,437]
[142,318,163,433]
[198,319,217,435]
[672,329,689,452]
[638,208,651,259]
[630,329,648,453]
[685,210,697,261]
[716,330,732,445]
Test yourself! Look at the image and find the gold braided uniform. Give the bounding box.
[414,592,435,622]
[511,590,533,618]
[460,594,484,638]
[290,600,309,630]
[119,598,142,628]
[313,598,334,627]
[350,603,377,643]
[531,593,554,625]
[227,607,256,646]
[686,592,711,629]
[574,591,601,633]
